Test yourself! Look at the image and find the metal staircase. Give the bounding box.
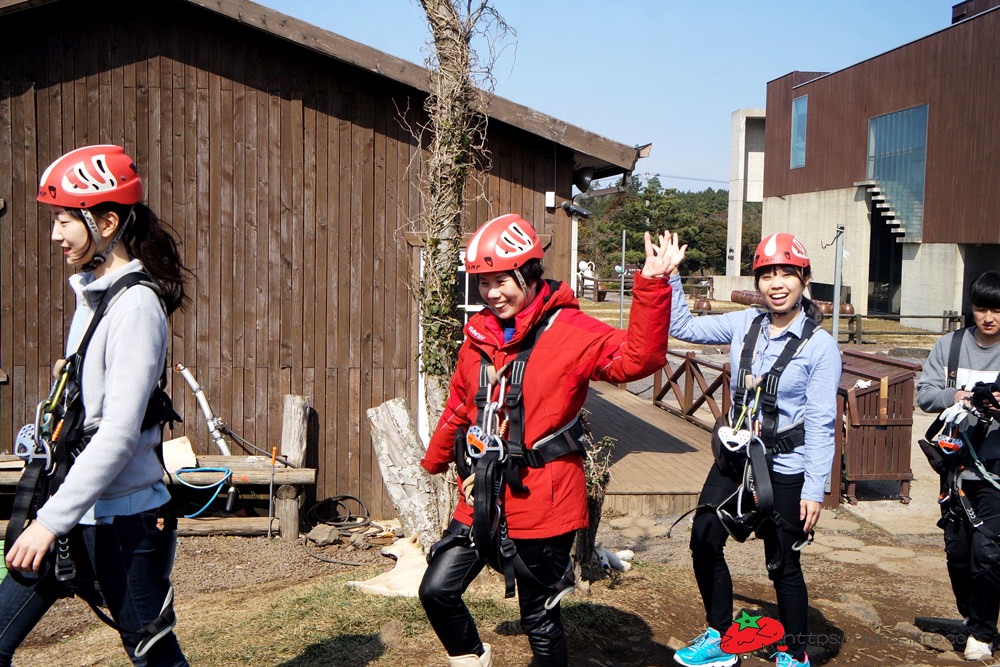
[854,180,921,242]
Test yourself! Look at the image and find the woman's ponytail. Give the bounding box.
[800,296,823,323]
[125,204,189,315]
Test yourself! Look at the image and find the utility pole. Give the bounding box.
[832,224,845,342]
[619,229,626,329]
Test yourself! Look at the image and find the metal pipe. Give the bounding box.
[173,363,233,456]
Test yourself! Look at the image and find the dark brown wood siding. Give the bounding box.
[0,1,574,518]
[764,10,1000,244]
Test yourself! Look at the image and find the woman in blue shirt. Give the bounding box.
[669,233,841,667]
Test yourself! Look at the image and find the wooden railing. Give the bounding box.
[680,276,714,300]
[651,350,731,432]
[845,313,963,344]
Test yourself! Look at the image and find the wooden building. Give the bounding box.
[761,2,1000,321]
[0,0,643,518]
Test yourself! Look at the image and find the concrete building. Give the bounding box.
[752,1,1000,327]
[726,109,765,279]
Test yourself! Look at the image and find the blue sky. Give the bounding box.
[256,1,952,192]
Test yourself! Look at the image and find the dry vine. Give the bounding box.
[415,0,513,426]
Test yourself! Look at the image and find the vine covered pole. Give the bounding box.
[417,0,508,426]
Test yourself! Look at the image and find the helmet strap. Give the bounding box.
[771,299,802,318]
[512,269,529,296]
[79,206,135,271]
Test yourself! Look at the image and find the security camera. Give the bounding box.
[561,201,592,218]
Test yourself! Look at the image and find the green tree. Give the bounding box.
[577,179,730,280]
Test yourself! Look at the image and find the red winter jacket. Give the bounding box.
[420,274,673,538]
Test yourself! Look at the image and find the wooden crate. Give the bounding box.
[836,350,923,504]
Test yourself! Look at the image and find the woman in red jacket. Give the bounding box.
[419,214,685,667]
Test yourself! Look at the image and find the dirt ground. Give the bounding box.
[9,504,970,667]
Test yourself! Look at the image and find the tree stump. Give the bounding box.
[367,398,451,552]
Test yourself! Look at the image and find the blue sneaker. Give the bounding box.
[772,651,810,667]
[673,628,738,667]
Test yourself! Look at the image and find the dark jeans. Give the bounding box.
[0,511,187,666]
[942,479,1000,644]
[690,464,809,660]
[419,519,574,667]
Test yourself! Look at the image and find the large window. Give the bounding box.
[790,95,808,169]
[867,104,928,238]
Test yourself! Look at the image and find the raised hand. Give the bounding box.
[640,230,687,279]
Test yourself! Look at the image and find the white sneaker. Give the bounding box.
[965,636,993,660]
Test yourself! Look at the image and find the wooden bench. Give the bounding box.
[0,453,317,540]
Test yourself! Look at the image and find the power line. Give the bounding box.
[638,172,729,185]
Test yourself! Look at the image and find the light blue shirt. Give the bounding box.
[668,275,842,502]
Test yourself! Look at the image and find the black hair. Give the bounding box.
[517,258,545,287]
[753,264,823,323]
[76,202,190,315]
[970,271,1000,309]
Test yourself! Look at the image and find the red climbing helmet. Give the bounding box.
[752,232,810,272]
[37,145,143,209]
[464,214,544,274]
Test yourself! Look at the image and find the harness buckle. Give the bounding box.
[716,426,753,453]
[53,537,76,582]
[466,426,489,459]
[937,433,965,456]
[15,423,55,474]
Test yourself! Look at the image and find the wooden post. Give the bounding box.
[275,484,299,540]
[281,394,310,468]
[277,394,310,539]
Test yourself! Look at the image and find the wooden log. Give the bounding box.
[166,456,315,485]
[0,457,315,487]
[366,398,450,552]
[0,518,283,538]
[280,394,310,468]
[275,483,299,541]
[176,516,276,536]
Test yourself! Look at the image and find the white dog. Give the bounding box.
[348,535,427,598]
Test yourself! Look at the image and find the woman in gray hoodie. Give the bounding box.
[1,145,189,666]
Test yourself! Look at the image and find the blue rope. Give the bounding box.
[174,467,233,519]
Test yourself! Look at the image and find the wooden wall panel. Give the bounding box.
[0,0,573,518]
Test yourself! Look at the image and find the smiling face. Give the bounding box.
[477,270,535,320]
[756,265,808,319]
[50,208,97,268]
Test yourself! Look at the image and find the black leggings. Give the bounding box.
[419,519,574,666]
[690,464,809,660]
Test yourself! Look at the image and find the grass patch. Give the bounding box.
[177,567,523,667]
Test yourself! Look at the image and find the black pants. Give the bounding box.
[419,519,574,666]
[0,513,186,666]
[942,478,1000,644]
[690,464,809,660]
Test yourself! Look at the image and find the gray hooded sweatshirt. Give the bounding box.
[917,327,1000,460]
[36,260,171,537]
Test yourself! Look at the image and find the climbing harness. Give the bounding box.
[670,312,817,548]
[4,271,181,652]
[927,339,1000,543]
[442,308,580,606]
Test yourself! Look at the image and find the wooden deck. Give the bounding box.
[584,381,714,517]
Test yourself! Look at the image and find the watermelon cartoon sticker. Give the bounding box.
[720,610,786,656]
